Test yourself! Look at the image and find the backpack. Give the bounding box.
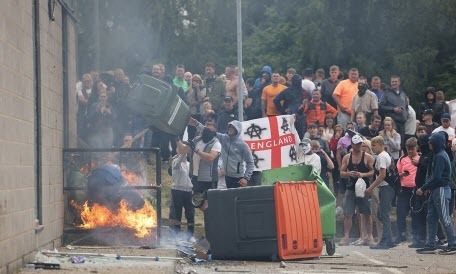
[374,153,400,194]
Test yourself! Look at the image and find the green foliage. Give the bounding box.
[76,0,456,105]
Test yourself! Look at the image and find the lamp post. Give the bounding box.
[236,0,243,122]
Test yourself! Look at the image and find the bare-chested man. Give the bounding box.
[225,66,240,103]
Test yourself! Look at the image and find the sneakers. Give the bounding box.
[336,206,343,216]
[370,241,396,249]
[416,245,437,254]
[439,246,456,255]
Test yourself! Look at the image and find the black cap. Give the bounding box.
[423,109,434,116]
[224,96,233,102]
[441,113,451,120]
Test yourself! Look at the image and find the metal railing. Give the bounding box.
[62,147,162,246]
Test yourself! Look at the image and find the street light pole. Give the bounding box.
[236,0,243,122]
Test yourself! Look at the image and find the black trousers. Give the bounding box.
[225,176,242,189]
[171,189,195,237]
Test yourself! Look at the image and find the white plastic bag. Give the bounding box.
[355,178,366,198]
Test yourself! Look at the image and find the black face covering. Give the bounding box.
[202,128,216,143]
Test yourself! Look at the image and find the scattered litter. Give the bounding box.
[214,268,251,273]
[280,261,286,268]
[66,245,74,250]
[193,258,206,263]
[188,269,197,274]
[71,256,86,264]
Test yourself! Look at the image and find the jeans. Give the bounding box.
[378,185,395,243]
[427,186,456,247]
[396,187,413,235]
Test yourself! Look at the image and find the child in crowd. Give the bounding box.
[324,113,335,140]
[201,101,217,125]
[395,138,420,244]
[169,149,195,240]
[355,112,367,132]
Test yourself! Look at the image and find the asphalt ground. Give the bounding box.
[178,241,456,274]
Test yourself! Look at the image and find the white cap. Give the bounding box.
[351,134,364,145]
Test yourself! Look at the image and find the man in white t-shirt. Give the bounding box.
[365,135,396,249]
[297,138,321,173]
[301,68,316,96]
[432,113,455,141]
[177,122,221,197]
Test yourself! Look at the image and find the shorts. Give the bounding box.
[343,190,371,215]
[191,176,217,194]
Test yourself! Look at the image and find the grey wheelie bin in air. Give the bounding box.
[126,75,191,135]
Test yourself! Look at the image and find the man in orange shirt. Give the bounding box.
[261,72,287,117]
[332,68,359,127]
[298,89,337,126]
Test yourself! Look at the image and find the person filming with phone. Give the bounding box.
[394,137,420,244]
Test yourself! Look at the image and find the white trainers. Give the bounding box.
[336,206,343,216]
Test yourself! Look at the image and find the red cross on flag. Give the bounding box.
[241,115,301,171]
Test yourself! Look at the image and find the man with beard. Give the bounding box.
[350,77,379,124]
[190,118,254,189]
[177,122,221,197]
[273,74,307,139]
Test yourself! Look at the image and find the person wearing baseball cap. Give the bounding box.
[338,134,375,246]
[432,113,455,141]
[216,96,246,133]
[419,109,440,134]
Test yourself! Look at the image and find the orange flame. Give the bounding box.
[121,170,141,186]
[71,199,157,238]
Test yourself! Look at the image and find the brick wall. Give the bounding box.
[0,0,77,273]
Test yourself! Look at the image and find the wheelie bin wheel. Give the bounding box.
[325,239,336,256]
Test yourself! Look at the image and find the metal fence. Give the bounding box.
[62,147,162,246]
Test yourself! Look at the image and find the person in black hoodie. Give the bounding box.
[416,132,456,254]
[408,134,431,248]
[273,74,307,139]
[418,87,448,123]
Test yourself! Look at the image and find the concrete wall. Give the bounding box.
[0,0,77,273]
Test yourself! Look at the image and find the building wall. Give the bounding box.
[0,0,77,273]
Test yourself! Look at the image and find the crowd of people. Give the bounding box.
[76,63,456,254]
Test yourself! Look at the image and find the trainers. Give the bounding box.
[352,238,364,246]
[336,206,343,216]
[416,245,437,254]
[363,238,376,246]
[439,246,456,255]
[370,241,396,249]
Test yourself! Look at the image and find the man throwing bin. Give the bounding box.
[189,118,254,189]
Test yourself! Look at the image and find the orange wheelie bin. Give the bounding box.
[274,181,323,260]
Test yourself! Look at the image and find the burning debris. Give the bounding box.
[71,199,157,238]
[70,164,157,238]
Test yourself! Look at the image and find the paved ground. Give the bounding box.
[177,242,456,274]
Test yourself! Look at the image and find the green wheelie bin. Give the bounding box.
[126,75,191,135]
[261,164,337,255]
